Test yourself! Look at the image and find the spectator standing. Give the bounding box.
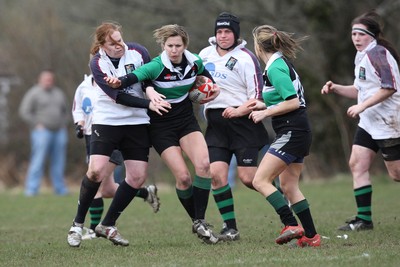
[19,70,69,196]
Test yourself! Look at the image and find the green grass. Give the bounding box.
[1,175,400,267]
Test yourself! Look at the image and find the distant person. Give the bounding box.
[198,12,269,241]
[19,70,69,196]
[321,11,400,231]
[72,73,160,240]
[249,24,320,247]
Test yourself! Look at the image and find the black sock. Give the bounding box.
[193,176,212,220]
[176,187,195,221]
[74,175,101,224]
[276,206,298,226]
[89,198,104,231]
[267,191,297,226]
[102,180,138,226]
[292,199,317,238]
[135,187,148,199]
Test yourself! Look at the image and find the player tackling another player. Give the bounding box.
[71,9,400,249]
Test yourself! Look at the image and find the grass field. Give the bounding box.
[1,175,399,267]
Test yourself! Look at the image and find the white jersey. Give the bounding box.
[354,40,400,139]
[90,42,151,126]
[199,38,263,111]
[72,74,97,135]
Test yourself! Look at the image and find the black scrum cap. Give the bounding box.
[215,12,240,40]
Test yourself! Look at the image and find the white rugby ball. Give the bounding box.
[189,76,213,103]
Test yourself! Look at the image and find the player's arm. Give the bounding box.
[198,68,215,83]
[321,81,358,99]
[347,88,395,118]
[198,68,219,103]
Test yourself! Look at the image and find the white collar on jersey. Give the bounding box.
[161,49,198,76]
[265,51,283,70]
[354,40,377,65]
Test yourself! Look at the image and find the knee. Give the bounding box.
[349,158,370,177]
[195,158,211,177]
[239,175,255,190]
[86,169,102,183]
[243,180,255,190]
[252,176,264,192]
[348,158,359,173]
[211,174,225,188]
[176,172,192,188]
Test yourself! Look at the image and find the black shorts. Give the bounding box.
[354,127,400,161]
[270,130,312,159]
[149,103,201,154]
[209,146,260,166]
[85,135,124,165]
[90,124,150,162]
[205,108,269,150]
[109,150,124,165]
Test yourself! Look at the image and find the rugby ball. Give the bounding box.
[189,76,213,103]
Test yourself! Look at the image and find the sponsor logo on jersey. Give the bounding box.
[359,67,366,80]
[225,56,238,70]
[164,74,177,80]
[205,63,228,79]
[82,97,93,114]
[124,64,136,74]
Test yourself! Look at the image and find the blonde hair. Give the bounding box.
[90,21,123,55]
[252,25,307,60]
[153,24,189,48]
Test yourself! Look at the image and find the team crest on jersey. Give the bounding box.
[225,56,238,70]
[125,64,136,74]
[359,67,366,80]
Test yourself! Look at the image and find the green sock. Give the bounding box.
[213,184,237,230]
[355,185,372,222]
[89,197,104,230]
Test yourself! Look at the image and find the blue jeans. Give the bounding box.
[25,127,68,196]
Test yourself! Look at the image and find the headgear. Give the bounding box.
[215,12,240,40]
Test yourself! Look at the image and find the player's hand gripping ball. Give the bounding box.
[189,76,214,103]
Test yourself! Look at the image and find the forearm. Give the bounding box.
[266,98,300,117]
[119,73,139,89]
[332,84,358,99]
[198,68,216,83]
[359,88,395,110]
[115,92,150,108]
[236,99,258,116]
